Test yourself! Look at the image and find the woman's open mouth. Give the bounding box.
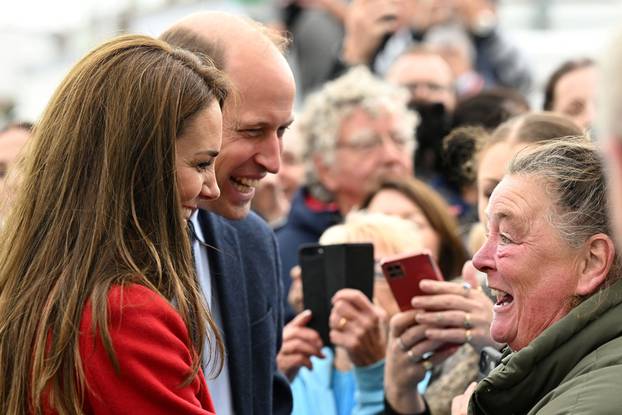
[491,288,514,310]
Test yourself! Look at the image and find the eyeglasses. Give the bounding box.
[336,131,414,153]
[403,81,451,94]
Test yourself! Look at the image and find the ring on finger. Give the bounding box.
[462,282,472,298]
[421,359,433,371]
[464,312,473,330]
[465,329,473,343]
[398,335,408,351]
[338,317,348,329]
[407,349,424,364]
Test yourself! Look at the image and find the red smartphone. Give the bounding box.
[381,251,459,356]
[380,250,444,312]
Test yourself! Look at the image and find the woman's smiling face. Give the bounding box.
[473,174,582,351]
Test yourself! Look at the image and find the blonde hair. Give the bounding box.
[320,211,423,255]
[0,35,228,414]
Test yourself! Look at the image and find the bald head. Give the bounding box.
[161,11,296,220]
[163,12,288,69]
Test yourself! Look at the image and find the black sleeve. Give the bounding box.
[383,396,432,415]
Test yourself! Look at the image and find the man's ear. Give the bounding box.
[575,233,616,296]
[313,154,337,192]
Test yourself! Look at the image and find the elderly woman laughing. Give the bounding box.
[386,137,622,414]
[452,138,622,414]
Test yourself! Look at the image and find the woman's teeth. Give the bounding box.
[231,177,259,192]
[490,288,514,306]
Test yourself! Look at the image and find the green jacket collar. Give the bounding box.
[470,278,622,415]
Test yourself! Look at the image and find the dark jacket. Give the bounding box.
[198,210,292,415]
[275,187,342,321]
[470,278,622,414]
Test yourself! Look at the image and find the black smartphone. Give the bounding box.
[479,346,503,380]
[298,243,374,346]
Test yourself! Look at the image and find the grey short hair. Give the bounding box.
[509,138,607,248]
[509,138,620,288]
[298,66,418,201]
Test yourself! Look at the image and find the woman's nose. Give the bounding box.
[201,178,220,201]
[472,234,496,273]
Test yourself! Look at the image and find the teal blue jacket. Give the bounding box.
[291,347,385,415]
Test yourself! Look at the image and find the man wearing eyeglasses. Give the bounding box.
[275,66,417,327]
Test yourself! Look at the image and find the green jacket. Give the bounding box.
[470,278,622,415]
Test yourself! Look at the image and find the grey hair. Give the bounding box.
[509,138,608,249]
[509,138,622,292]
[298,66,419,202]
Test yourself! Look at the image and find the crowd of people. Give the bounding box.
[1,1,622,414]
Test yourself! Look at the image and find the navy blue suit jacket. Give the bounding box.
[197,210,292,414]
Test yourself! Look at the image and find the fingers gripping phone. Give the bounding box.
[299,243,374,346]
[381,251,458,355]
[380,251,444,312]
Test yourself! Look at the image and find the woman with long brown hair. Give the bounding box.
[0,34,227,414]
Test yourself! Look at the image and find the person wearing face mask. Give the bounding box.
[0,35,227,414]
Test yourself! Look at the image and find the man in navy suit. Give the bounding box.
[161,12,308,414]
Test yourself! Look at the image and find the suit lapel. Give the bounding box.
[198,210,252,414]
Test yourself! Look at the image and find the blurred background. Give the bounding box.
[1,0,621,126]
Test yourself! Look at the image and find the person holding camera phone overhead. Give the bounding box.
[0,35,228,414]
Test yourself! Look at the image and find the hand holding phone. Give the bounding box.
[299,243,374,346]
[380,250,444,312]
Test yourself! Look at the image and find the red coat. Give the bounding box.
[47,284,215,414]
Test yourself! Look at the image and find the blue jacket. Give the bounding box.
[291,347,385,415]
[276,188,342,321]
[198,210,292,414]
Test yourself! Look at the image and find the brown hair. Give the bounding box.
[444,112,583,188]
[543,58,595,111]
[490,111,583,146]
[360,177,468,278]
[0,34,228,414]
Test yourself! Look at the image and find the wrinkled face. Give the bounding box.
[366,189,440,259]
[175,101,223,220]
[201,47,295,220]
[320,107,413,214]
[552,66,597,130]
[476,142,519,224]
[0,127,30,189]
[473,174,581,351]
[386,53,456,112]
